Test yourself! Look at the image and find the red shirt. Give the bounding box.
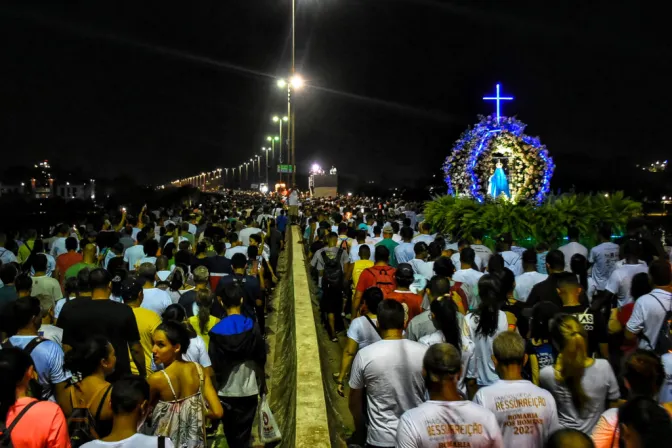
[56,251,82,287]
[355,265,397,293]
[386,290,424,326]
[5,397,71,448]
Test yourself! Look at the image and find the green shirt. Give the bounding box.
[375,238,399,267]
[65,262,97,279]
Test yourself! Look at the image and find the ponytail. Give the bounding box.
[570,254,589,292]
[0,348,33,422]
[430,298,461,351]
[551,314,589,412]
[196,289,214,334]
[475,274,504,338]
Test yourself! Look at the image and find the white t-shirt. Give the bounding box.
[346,315,381,349]
[471,244,493,268]
[238,227,262,246]
[473,379,560,448]
[514,272,548,302]
[81,434,175,448]
[464,311,509,386]
[349,339,428,446]
[182,335,212,368]
[140,288,173,316]
[539,359,620,434]
[614,259,646,269]
[451,252,485,272]
[39,324,63,348]
[124,245,146,271]
[418,330,474,395]
[605,263,649,308]
[412,234,434,245]
[225,245,249,260]
[558,241,588,272]
[589,242,620,290]
[395,242,416,264]
[396,400,504,448]
[452,269,485,310]
[408,259,434,281]
[499,251,523,276]
[50,237,79,259]
[163,236,189,248]
[626,289,672,350]
[0,247,17,265]
[288,191,299,206]
[349,242,375,263]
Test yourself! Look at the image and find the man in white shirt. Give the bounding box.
[473,332,559,448]
[471,230,493,268]
[349,300,428,447]
[49,224,78,259]
[589,225,620,291]
[452,247,484,310]
[514,249,548,302]
[605,240,649,308]
[558,227,588,272]
[394,226,416,264]
[238,218,263,247]
[496,234,523,276]
[411,222,434,245]
[626,260,672,350]
[451,239,484,271]
[288,187,300,224]
[396,343,503,448]
[349,229,375,263]
[224,233,248,259]
[137,263,172,316]
[124,230,147,272]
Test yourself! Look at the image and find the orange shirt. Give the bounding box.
[5,397,71,448]
[386,290,424,327]
[56,251,82,288]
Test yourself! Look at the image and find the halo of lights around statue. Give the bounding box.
[444,84,555,205]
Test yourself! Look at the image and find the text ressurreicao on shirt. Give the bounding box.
[395,400,504,448]
[473,379,560,448]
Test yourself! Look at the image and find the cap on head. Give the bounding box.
[193,266,210,283]
[382,224,394,234]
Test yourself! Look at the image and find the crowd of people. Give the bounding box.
[0,193,287,447]
[300,198,672,448]
[2,190,672,448]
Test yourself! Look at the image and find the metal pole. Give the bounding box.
[265,150,269,187]
[291,0,296,187]
[279,121,283,184]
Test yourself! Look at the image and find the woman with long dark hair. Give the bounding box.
[63,335,116,435]
[539,314,620,433]
[0,347,69,447]
[464,273,509,393]
[148,320,223,446]
[571,254,596,303]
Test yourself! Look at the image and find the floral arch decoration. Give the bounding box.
[443,114,555,204]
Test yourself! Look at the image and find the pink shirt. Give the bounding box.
[5,397,71,448]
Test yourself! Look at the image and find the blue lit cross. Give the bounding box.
[483,83,513,125]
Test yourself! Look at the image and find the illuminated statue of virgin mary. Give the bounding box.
[488,161,510,199]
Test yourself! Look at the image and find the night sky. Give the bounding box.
[0,2,668,189]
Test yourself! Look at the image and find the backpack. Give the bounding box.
[0,401,39,447]
[322,249,344,289]
[67,385,112,448]
[368,266,396,297]
[0,336,47,354]
[642,294,672,355]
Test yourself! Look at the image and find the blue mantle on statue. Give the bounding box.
[488,166,510,199]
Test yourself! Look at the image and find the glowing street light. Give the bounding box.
[272,116,289,182]
[277,79,287,88]
[290,74,304,89]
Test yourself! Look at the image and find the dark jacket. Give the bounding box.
[208,314,266,389]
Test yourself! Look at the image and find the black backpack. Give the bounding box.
[642,293,672,355]
[322,248,344,289]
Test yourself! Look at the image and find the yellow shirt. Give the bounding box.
[352,259,375,294]
[188,315,220,350]
[129,307,162,377]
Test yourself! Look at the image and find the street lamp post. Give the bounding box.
[262,147,270,188]
[255,155,261,179]
[239,164,243,186]
[277,76,303,187]
[273,116,288,182]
